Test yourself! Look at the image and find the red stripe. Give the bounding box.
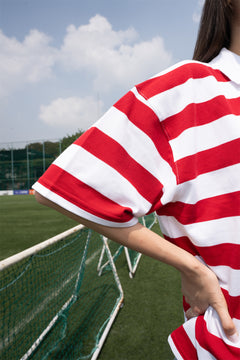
[162,96,240,140]
[222,289,240,320]
[164,234,240,269]
[37,164,133,223]
[176,138,240,183]
[196,316,240,359]
[114,91,176,173]
[157,191,240,225]
[163,234,199,257]
[198,243,240,270]
[170,325,198,360]
[75,127,164,206]
[136,63,229,100]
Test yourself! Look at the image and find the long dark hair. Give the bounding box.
[193,0,233,62]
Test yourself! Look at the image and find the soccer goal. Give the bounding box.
[0,225,123,360]
[98,213,157,278]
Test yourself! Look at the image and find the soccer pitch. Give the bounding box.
[0,195,183,359]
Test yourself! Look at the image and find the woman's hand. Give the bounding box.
[180,260,237,339]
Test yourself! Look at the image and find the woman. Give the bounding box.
[33,0,240,358]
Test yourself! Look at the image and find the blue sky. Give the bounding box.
[0,0,204,146]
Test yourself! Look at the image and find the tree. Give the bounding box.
[60,130,84,152]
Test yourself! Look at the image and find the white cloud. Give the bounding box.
[59,14,173,91]
[60,15,139,70]
[0,29,57,98]
[37,15,173,130]
[94,36,172,91]
[39,96,103,130]
[0,15,173,101]
[0,14,173,132]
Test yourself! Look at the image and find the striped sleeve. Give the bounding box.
[33,87,176,227]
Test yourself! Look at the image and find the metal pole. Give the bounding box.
[26,145,30,189]
[42,141,45,173]
[11,146,14,190]
[59,139,62,155]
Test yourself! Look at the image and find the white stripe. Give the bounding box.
[182,317,197,347]
[183,316,217,360]
[195,344,217,360]
[173,163,240,204]
[170,114,240,161]
[148,76,240,121]
[205,307,240,346]
[95,105,177,205]
[168,335,184,360]
[95,106,175,184]
[209,265,240,297]
[54,144,151,216]
[33,182,138,228]
[158,215,240,247]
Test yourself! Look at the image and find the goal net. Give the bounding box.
[98,213,157,278]
[0,225,123,360]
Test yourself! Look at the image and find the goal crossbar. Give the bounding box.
[0,224,84,271]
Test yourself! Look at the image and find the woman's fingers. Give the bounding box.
[185,308,199,319]
[212,296,238,339]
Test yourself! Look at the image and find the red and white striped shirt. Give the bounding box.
[33,48,240,359]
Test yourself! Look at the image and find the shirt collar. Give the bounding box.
[209,48,240,85]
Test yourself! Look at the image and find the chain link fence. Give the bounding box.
[0,132,83,193]
[0,140,62,192]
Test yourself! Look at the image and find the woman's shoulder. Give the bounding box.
[157,59,212,77]
[135,60,219,100]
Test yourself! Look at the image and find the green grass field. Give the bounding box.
[0,195,77,260]
[0,195,183,359]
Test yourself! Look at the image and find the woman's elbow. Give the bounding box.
[35,191,50,207]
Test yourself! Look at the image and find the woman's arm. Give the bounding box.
[35,191,237,340]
